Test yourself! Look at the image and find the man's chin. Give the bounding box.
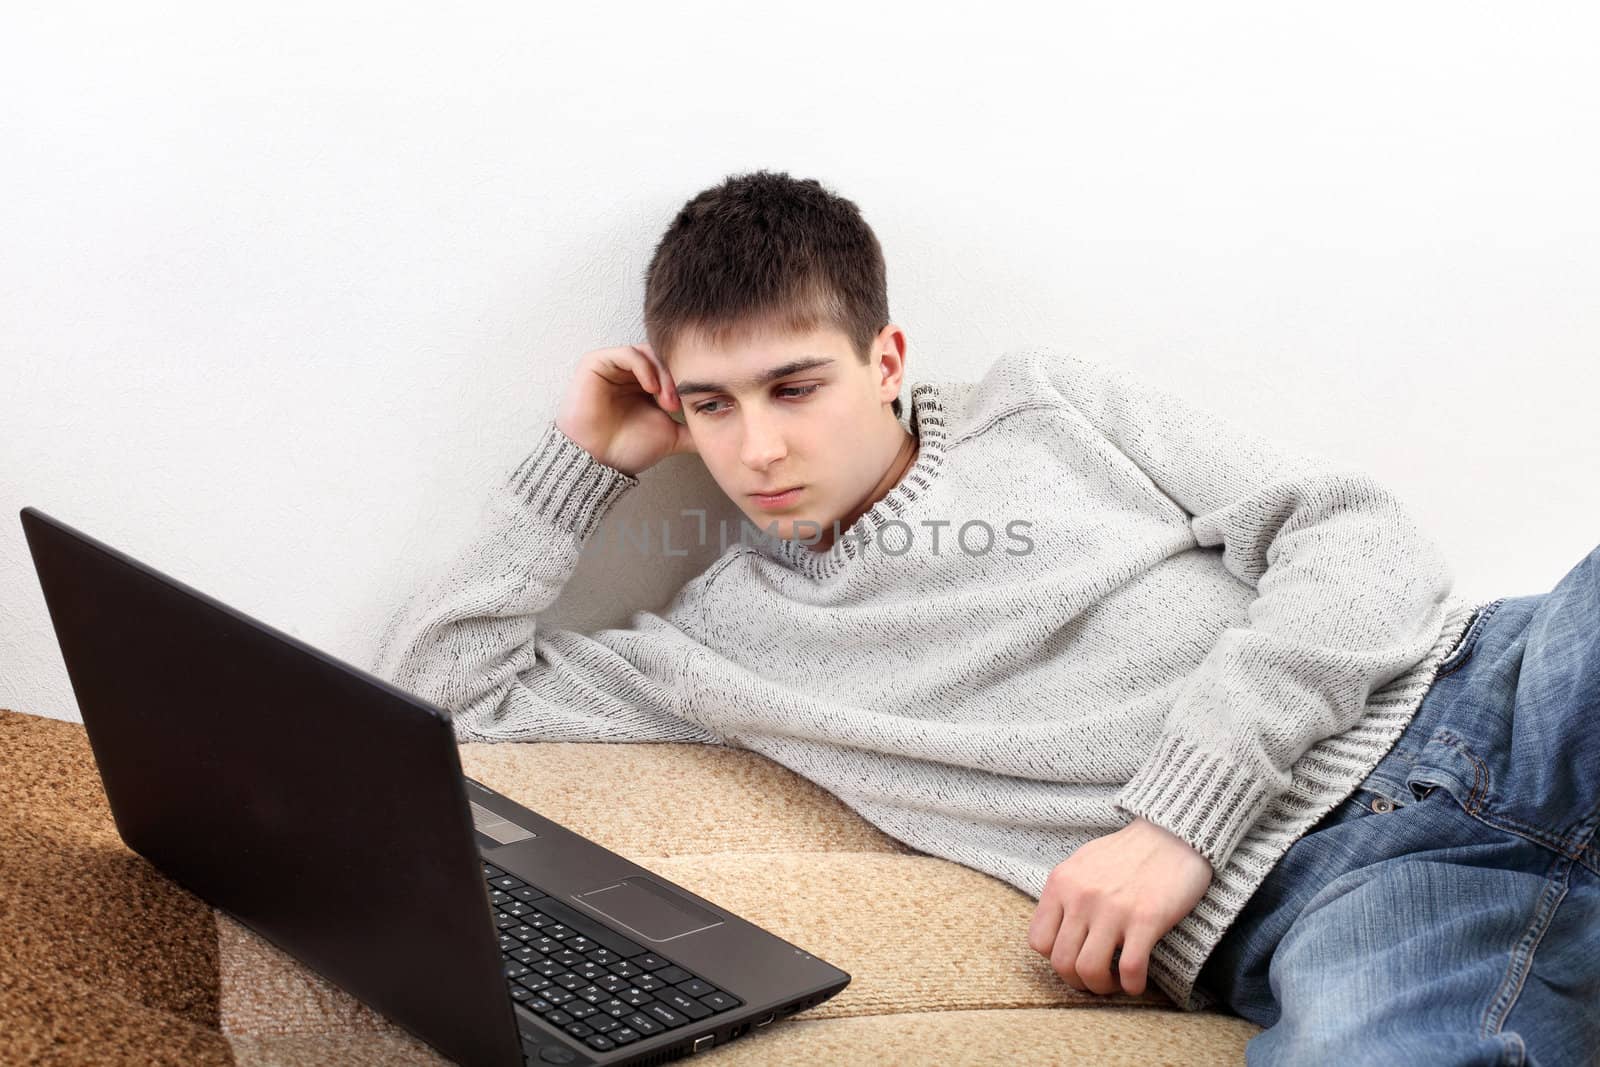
[740,511,832,546]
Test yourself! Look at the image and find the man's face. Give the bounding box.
[666,323,903,544]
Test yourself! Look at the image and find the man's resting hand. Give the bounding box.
[1027,815,1214,998]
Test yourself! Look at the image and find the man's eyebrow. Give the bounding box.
[673,357,837,397]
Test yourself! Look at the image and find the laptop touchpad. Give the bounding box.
[575,876,723,941]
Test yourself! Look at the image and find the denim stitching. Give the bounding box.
[1478,853,1572,1044]
[1467,742,1489,815]
[1471,804,1596,860]
[1431,730,1600,860]
[1434,729,1491,815]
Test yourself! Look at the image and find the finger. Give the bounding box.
[1049,913,1089,992]
[1027,896,1063,956]
[631,344,676,407]
[593,348,659,395]
[1113,925,1158,997]
[1076,922,1123,996]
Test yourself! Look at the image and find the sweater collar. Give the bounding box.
[763,382,949,580]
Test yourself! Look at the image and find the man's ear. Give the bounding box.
[873,323,910,403]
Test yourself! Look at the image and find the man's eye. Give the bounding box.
[693,384,820,416]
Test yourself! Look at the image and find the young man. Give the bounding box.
[373,170,1599,1061]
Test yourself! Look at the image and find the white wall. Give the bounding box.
[4,2,1596,724]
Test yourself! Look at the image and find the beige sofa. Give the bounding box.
[1,707,1261,1064]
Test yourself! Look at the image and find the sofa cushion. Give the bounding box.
[0,708,1260,1063]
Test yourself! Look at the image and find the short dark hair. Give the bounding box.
[643,169,902,420]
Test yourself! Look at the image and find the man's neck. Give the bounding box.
[810,421,919,553]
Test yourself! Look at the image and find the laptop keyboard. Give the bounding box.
[483,861,745,1055]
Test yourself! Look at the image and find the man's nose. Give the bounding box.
[739,407,788,469]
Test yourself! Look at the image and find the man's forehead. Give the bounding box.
[666,326,852,395]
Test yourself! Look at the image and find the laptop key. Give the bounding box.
[700,991,740,1011]
[655,989,712,1020]
[677,979,715,998]
[591,1017,620,1034]
[564,1022,594,1038]
[530,897,647,959]
[606,961,644,979]
[608,1027,639,1045]
[483,863,506,879]
[633,954,668,969]
[651,966,692,985]
[543,1010,573,1027]
[491,875,526,891]
[583,1034,617,1052]
[632,975,666,992]
[624,1013,662,1036]
[642,1002,687,1029]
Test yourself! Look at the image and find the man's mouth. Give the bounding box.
[750,486,804,509]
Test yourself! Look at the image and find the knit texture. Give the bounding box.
[371,346,1489,1012]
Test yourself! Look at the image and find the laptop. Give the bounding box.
[19,506,851,1066]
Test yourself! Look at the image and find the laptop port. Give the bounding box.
[755,1013,776,1028]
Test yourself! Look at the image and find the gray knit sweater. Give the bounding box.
[371,346,1487,1013]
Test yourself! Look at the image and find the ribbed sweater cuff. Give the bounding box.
[506,422,640,540]
[1111,734,1275,872]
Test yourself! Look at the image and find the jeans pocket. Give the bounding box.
[1402,730,1488,814]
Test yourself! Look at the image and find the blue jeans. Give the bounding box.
[1194,544,1600,1066]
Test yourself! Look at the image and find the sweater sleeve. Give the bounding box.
[1027,347,1455,872]
[369,421,722,748]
